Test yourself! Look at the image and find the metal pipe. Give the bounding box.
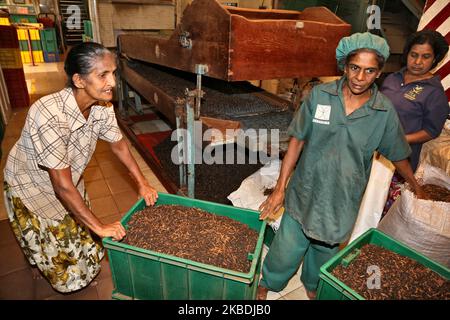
[195,73,202,120]
[186,94,195,199]
[175,104,186,191]
[195,72,202,120]
[194,64,208,120]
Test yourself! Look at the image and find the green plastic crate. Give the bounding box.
[39,28,58,53]
[103,192,267,300]
[19,39,42,51]
[83,20,92,38]
[10,14,38,24]
[317,228,450,300]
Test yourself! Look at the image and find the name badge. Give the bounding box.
[313,104,331,125]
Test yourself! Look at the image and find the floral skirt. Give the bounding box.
[3,182,104,293]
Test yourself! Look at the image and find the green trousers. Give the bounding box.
[259,211,339,292]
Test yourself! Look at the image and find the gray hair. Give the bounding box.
[64,42,112,88]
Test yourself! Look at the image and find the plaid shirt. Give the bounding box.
[4,87,123,220]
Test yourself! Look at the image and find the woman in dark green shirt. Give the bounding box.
[257,33,427,300]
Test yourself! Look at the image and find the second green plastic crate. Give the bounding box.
[39,28,58,53]
[103,192,267,300]
[19,39,42,51]
[317,228,450,300]
[83,20,92,38]
[10,14,38,24]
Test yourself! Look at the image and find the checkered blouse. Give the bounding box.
[4,87,123,220]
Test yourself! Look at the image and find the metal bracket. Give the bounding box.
[195,64,209,75]
[179,31,192,49]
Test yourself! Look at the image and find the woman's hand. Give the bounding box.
[392,159,430,201]
[257,137,304,220]
[259,187,285,220]
[138,183,159,206]
[98,221,126,241]
[413,184,430,200]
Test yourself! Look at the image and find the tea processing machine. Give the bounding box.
[115,0,351,199]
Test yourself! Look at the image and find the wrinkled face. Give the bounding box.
[344,51,381,95]
[78,52,117,102]
[407,43,435,76]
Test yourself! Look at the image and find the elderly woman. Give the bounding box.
[257,33,427,300]
[380,30,449,216]
[3,42,158,293]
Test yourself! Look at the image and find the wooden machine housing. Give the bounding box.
[118,0,352,81]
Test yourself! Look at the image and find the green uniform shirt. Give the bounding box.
[285,77,411,244]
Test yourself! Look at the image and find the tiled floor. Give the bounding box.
[0,62,308,300]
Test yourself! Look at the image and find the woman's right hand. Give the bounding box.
[97,221,126,241]
[259,188,285,220]
[413,184,431,200]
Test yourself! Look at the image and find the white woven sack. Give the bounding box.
[378,164,450,267]
[349,153,395,243]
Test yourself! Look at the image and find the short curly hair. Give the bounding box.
[401,29,449,69]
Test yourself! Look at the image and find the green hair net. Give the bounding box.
[336,32,390,70]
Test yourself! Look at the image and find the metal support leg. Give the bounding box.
[181,64,208,199]
[175,105,186,192]
[186,98,195,199]
[134,92,143,114]
[194,64,208,120]
[120,81,144,115]
[117,75,126,118]
[123,82,130,111]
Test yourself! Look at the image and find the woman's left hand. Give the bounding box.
[138,183,159,206]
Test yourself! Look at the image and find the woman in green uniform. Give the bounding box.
[257,33,427,300]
